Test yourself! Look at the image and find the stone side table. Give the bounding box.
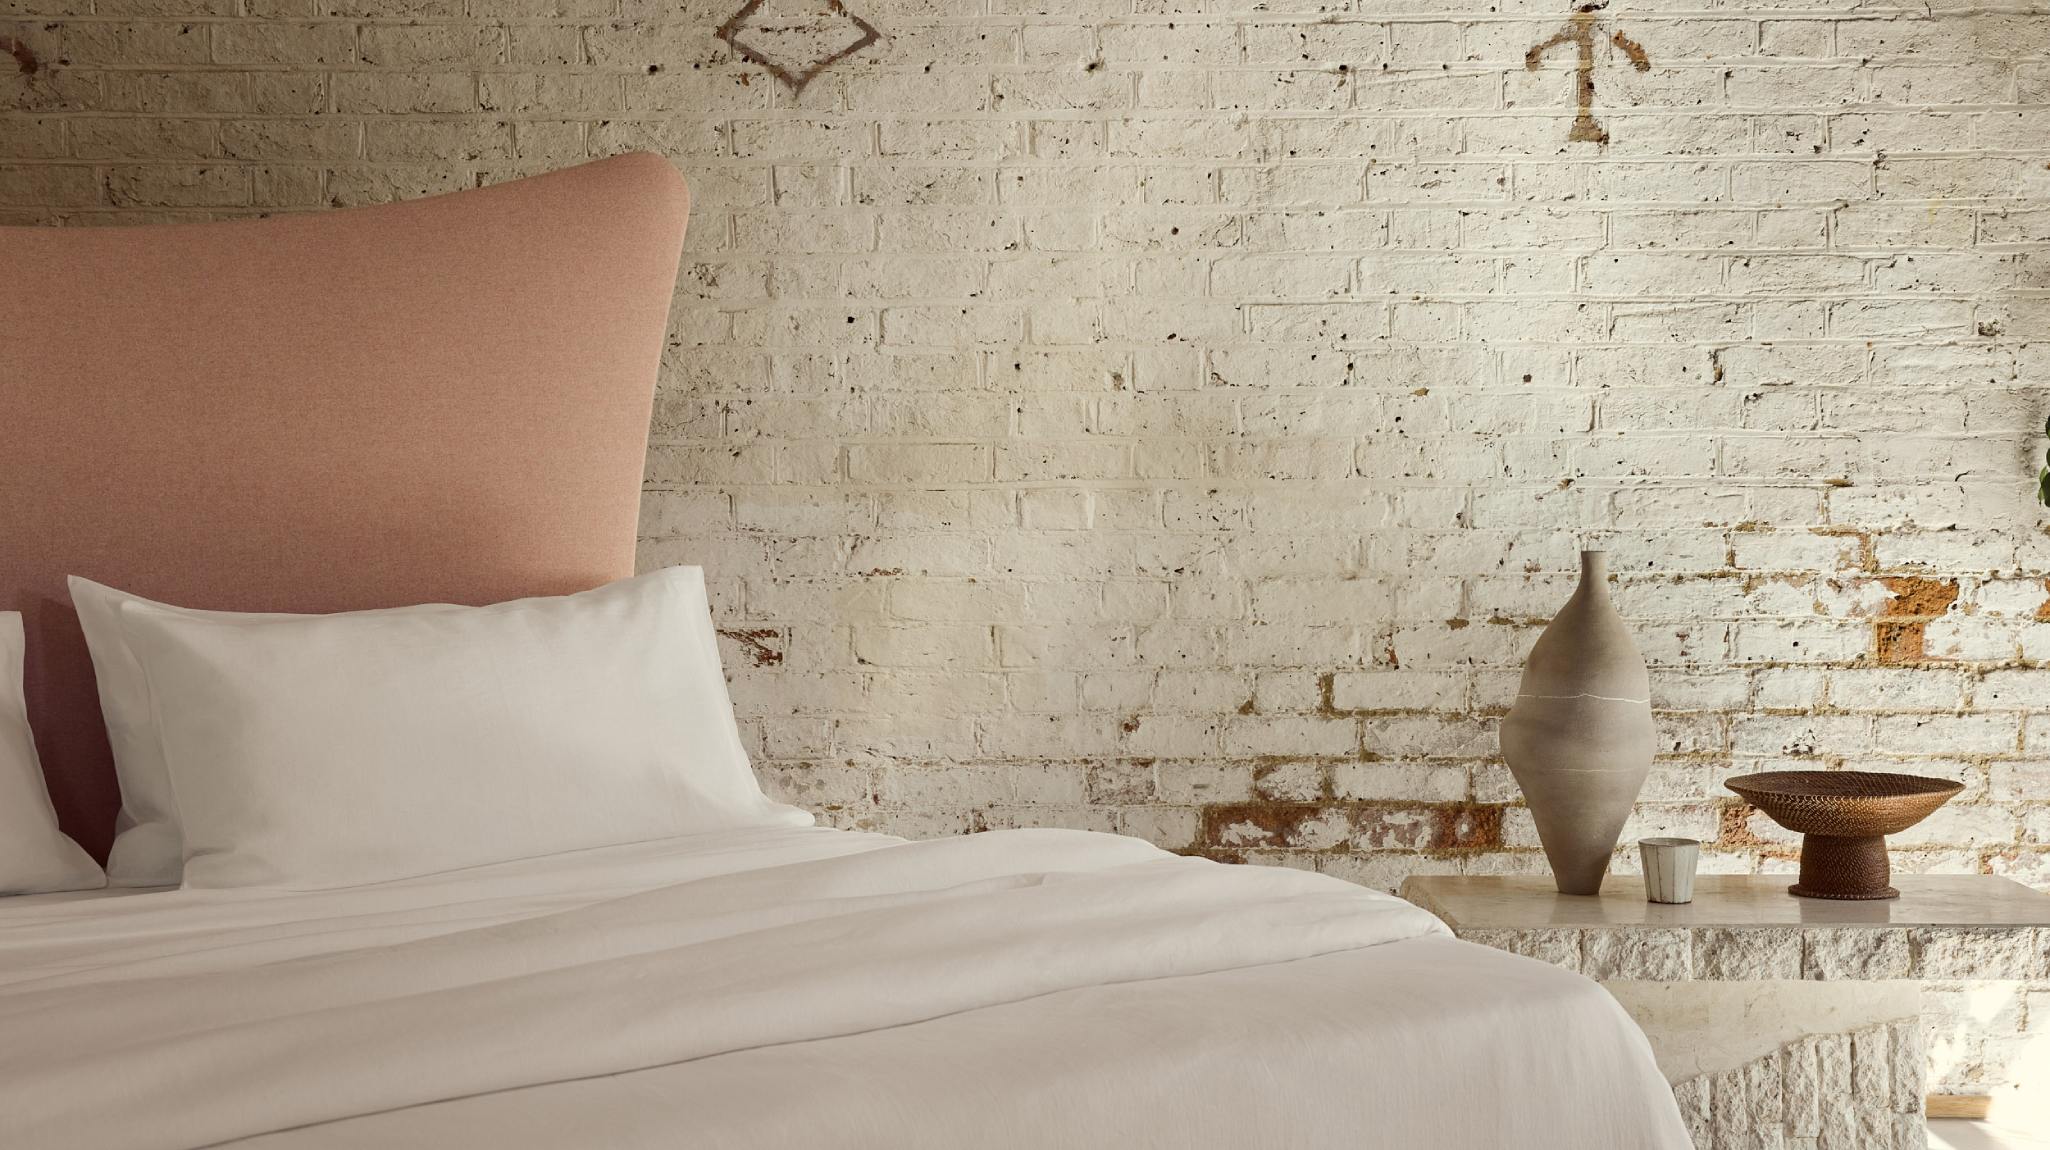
[1400,875,2050,1150]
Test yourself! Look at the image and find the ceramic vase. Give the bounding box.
[1500,549,1654,896]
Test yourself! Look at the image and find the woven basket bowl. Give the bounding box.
[1725,771,1963,837]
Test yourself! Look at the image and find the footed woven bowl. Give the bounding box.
[1725,770,1963,901]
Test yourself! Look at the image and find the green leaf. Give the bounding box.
[2039,467,2050,506]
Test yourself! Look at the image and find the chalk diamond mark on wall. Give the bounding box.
[716,0,881,95]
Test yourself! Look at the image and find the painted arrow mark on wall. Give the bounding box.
[1525,3,1650,145]
[3,36,37,75]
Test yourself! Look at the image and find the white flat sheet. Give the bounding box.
[0,886,164,909]
[0,826,1689,1150]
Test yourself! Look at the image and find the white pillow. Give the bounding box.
[70,576,304,886]
[0,612,105,894]
[114,567,809,890]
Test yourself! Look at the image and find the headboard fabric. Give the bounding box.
[0,153,691,860]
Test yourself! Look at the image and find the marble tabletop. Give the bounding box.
[1401,875,2050,931]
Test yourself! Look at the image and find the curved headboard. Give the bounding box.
[0,153,691,859]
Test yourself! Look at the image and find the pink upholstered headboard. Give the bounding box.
[0,153,690,860]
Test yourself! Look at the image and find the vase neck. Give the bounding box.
[1579,550,1608,590]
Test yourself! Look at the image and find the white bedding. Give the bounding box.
[0,826,1689,1150]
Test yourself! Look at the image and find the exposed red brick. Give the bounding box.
[1715,802,1801,862]
[1883,575,1961,617]
[1431,803,1502,850]
[1873,577,1959,665]
[1717,801,1768,847]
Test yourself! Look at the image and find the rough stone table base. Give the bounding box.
[1605,981,1925,1150]
[1400,875,2050,1116]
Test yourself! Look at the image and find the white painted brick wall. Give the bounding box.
[3,2,2047,902]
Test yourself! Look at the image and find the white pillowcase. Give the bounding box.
[71,576,304,886]
[113,567,809,890]
[0,612,105,895]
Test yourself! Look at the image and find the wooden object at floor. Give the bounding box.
[1925,1096,1993,1120]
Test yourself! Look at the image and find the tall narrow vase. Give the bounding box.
[1499,550,1654,895]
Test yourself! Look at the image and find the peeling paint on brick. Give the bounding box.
[1198,801,1501,854]
[717,627,785,667]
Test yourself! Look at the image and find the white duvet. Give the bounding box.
[0,826,1690,1150]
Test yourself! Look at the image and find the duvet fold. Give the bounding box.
[1,828,1448,1150]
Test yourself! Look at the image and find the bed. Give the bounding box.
[0,154,1689,1150]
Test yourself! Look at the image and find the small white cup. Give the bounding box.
[1639,838,1700,904]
